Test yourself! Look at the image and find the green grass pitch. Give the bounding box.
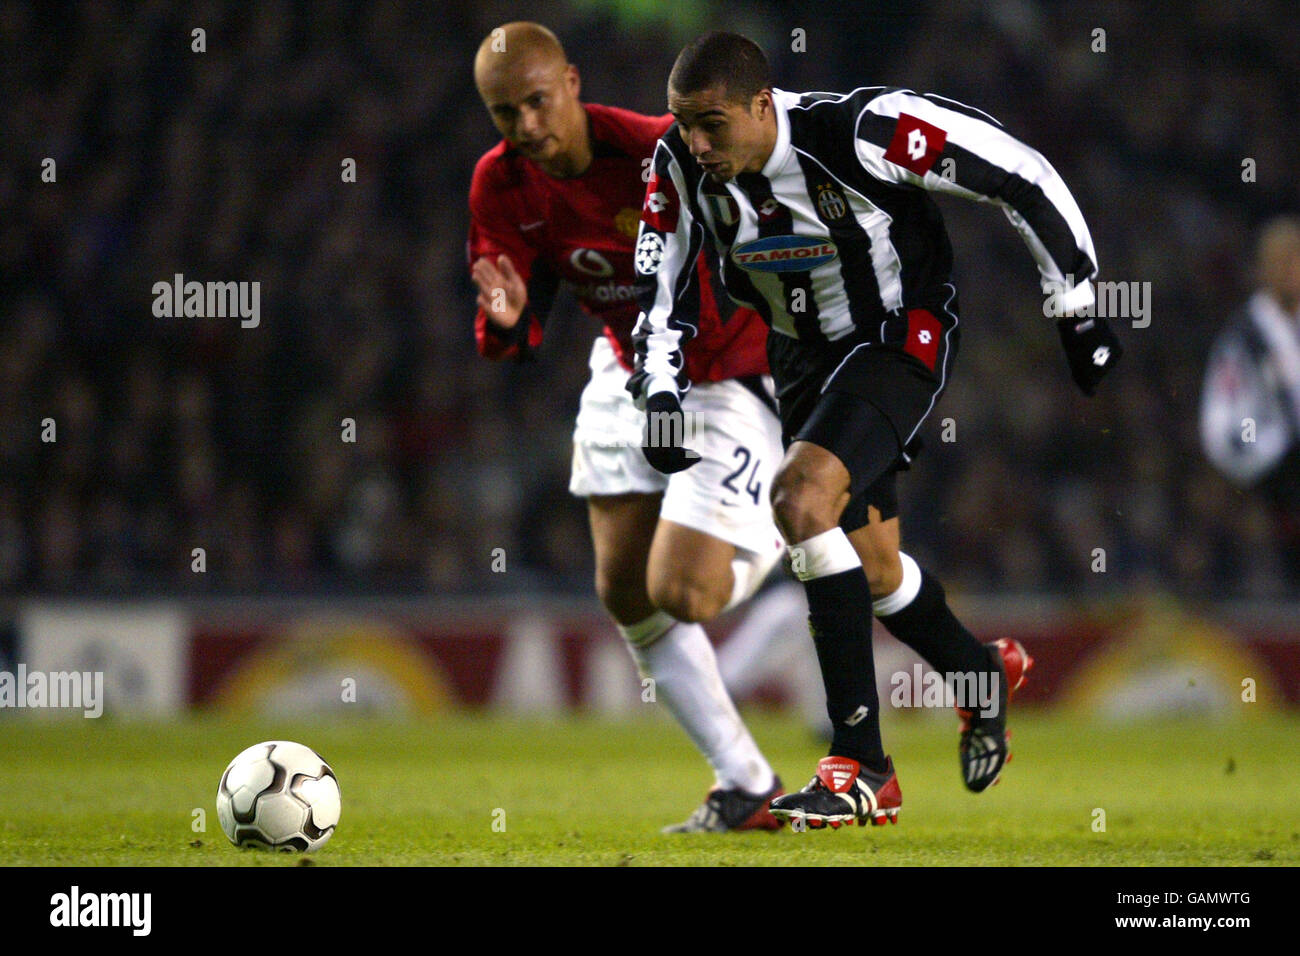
[0,710,1295,866]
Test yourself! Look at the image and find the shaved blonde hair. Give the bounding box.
[474,21,568,87]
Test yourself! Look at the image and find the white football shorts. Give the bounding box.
[569,336,786,558]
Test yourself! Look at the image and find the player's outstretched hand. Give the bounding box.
[1056,315,1122,395]
[471,254,527,328]
[641,392,701,474]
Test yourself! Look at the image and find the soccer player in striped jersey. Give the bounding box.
[468,22,791,832]
[629,32,1118,827]
[1200,217,1300,586]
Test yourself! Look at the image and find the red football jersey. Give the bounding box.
[468,102,769,382]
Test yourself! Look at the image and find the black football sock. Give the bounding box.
[876,569,992,679]
[804,567,886,772]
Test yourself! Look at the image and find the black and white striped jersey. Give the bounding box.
[628,86,1098,402]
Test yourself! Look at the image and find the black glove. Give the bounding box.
[1056,315,1122,395]
[641,392,701,474]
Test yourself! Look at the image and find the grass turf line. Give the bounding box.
[0,711,1295,866]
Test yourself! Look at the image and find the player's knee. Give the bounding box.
[649,573,728,624]
[771,466,838,544]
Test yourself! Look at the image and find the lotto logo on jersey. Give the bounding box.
[884,113,948,176]
[903,308,943,370]
[641,172,679,233]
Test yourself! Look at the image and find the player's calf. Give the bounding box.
[594,574,657,626]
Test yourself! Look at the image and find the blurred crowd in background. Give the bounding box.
[2,0,1297,597]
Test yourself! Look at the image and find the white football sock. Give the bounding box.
[790,527,862,581]
[716,580,830,739]
[721,542,785,613]
[872,551,923,616]
[717,579,808,695]
[619,613,775,794]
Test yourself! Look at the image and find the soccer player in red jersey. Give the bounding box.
[467,22,788,831]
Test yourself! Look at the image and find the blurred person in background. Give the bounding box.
[1200,216,1300,587]
[2,0,1294,602]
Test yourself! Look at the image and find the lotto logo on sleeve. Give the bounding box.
[884,113,948,176]
[641,172,680,233]
[903,308,943,370]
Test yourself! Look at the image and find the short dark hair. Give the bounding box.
[668,31,770,105]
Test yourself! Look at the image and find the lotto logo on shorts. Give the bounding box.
[904,308,942,370]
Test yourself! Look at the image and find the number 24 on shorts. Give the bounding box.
[721,446,763,505]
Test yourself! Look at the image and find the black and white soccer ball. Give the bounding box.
[216,741,341,852]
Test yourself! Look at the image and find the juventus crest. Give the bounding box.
[816,183,847,221]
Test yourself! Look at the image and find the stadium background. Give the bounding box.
[1,0,1297,724]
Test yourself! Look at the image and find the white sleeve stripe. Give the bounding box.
[634,146,698,394]
[919,91,1004,128]
[787,85,888,111]
[858,89,1097,291]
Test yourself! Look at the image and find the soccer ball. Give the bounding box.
[216,741,341,852]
